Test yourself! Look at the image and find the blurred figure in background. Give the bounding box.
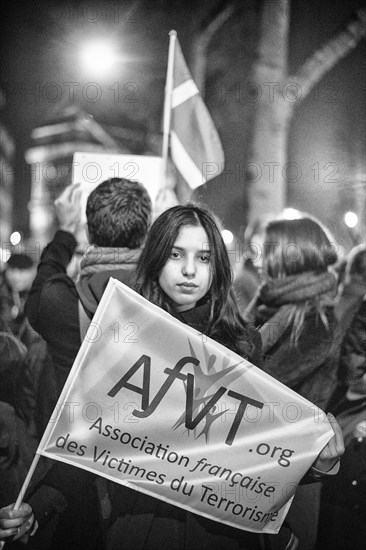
[0,253,53,448]
[329,244,366,410]
[0,254,36,345]
[334,243,366,337]
[245,214,341,550]
[0,318,32,508]
[318,246,366,549]
[245,215,340,408]
[233,216,269,315]
[0,256,41,506]
[317,293,366,550]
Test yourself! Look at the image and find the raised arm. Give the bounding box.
[25,183,83,331]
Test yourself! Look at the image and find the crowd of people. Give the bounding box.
[0,177,364,549]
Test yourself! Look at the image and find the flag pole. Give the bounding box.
[161,30,177,190]
[13,453,42,509]
[0,453,42,549]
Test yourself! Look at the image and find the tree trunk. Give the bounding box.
[247,3,366,223]
[247,0,291,222]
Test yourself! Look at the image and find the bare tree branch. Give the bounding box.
[288,8,366,100]
[191,1,235,94]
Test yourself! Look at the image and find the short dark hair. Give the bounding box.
[86,178,152,248]
[7,254,34,269]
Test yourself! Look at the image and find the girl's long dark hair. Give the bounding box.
[134,203,254,359]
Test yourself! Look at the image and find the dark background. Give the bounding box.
[1,0,365,249]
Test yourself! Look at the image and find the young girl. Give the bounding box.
[0,205,343,550]
[134,203,262,366]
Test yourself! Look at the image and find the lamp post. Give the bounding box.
[79,39,120,78]
[344,211,360,246]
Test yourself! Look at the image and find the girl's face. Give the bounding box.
[158,225,213,313]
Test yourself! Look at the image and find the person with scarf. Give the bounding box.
[19,178,152,549]
[317,247,366,550]
[25,178,152,403]
[245,214,341,550]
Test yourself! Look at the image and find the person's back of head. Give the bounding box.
[262,215,338,279]
[4,254,36,293]
[257,215,339,344]
[86,177,152,248]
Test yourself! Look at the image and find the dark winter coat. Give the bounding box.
[248,272,341,550]
[318,400,366,550]
[337,299,366,403]
[0,322,34,507]
[21,230,143,550]
[249,272,341,411]
[25,230,141,406]
[334,275,366,339]
[318,302,366,550]
[256,306,340,411]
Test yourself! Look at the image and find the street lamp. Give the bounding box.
[79,39,119,77]
[282,208,302,220]
[344,211,358,229]
[10,231,22,246]
[344,211,360,246]
[222,229,234,244]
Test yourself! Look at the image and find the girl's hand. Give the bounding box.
[313,413,345,473]
[0,502,35,542]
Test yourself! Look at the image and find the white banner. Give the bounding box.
[72,151,163,219]
[37,279,333,534]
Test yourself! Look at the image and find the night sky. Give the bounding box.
[1,0,365,248]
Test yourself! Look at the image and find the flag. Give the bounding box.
[36,278,334,535]
[169,36,225,189]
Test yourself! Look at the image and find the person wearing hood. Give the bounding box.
[25,178,152,409]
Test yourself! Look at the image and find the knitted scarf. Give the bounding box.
[78,246,141,281]
[248,271,337,352]
[75,246,141,316]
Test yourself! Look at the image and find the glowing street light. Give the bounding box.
[79,40,119,77]
[344,211,358,229]
[10,231,22,246]
[282,208,302,220]
[222,229,234,244]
